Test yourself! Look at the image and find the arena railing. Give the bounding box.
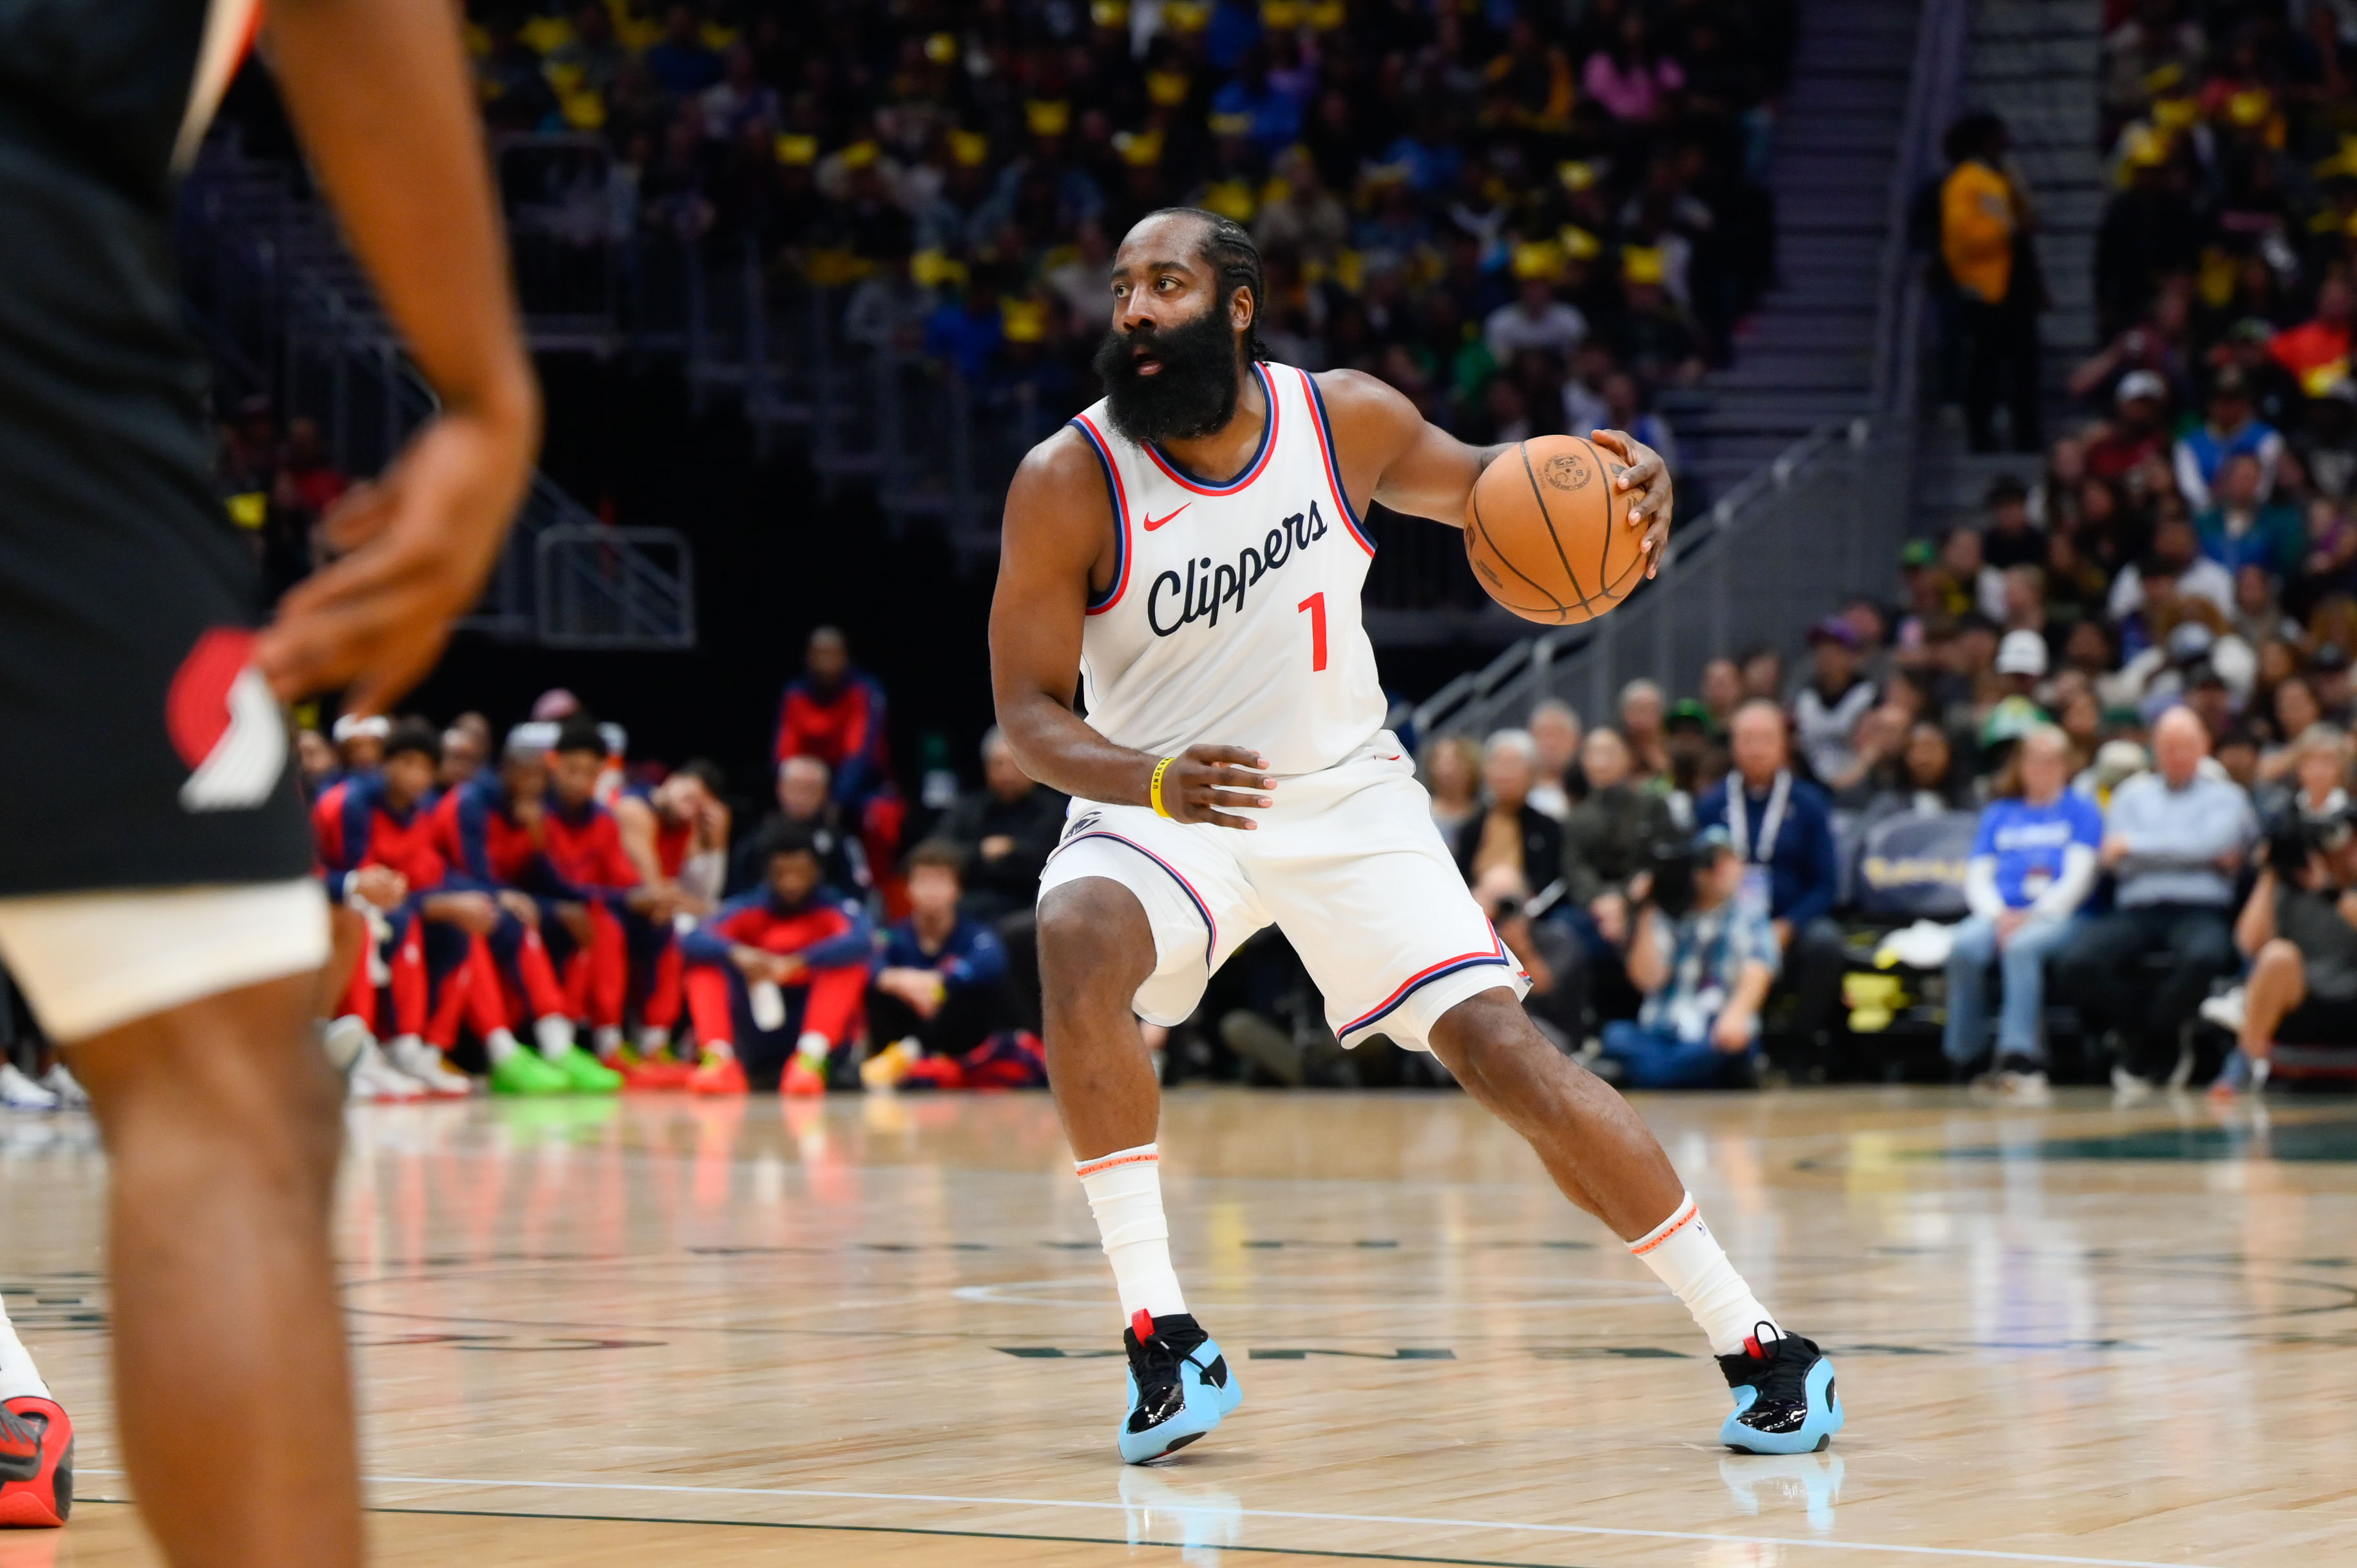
[177,137,696,651]
[1411,0,1972,746]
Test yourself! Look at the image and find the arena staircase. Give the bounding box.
[1908,0,2105,541]
[1675,0,1925,498]
[175,139,697,651]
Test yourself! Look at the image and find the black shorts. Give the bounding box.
[2280,997,2357,1047]
[0,510,314,897]
[0,7,314,897]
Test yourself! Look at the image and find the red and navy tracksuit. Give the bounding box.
[682,888,871,1087]
[430,778,573,1028]
[774,671,905,888]
[316,775,508,1049]
[868,915,1044,1088]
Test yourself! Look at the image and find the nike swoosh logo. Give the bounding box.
[1142,504,1190,531]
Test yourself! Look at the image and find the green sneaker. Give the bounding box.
[490,1049,572,1097]
[551,1046,624,1095]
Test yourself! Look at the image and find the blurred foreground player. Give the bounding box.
[992,208,1842,1464]
[0,0,537,1557]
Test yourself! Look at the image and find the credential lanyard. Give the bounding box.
[1726,770,1791,866]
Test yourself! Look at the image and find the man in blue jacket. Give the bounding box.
[1692,701,1846,1075]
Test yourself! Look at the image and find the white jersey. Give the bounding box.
[1067,361,1386,777]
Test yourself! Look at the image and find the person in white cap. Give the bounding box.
[1994,627,2048,696]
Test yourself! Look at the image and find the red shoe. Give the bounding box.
[0,1396,72,1528]
[780,1055,828,1096]
[901,1056,968,1091]
[687,1053,748,1096]
[623,1053,696,1091]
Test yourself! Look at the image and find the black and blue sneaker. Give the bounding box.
[1118,1310,1240,1464]
[1717,1324,1843,1455]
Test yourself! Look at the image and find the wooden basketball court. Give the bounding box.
[4,1084,2354,1567]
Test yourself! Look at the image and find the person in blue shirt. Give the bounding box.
[1692,701,1846,1071]
[1602,827,1780,1088]
[1943,727,2103,1094]
[861,841,1016,1087]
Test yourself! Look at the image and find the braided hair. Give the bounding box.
[1144,206,1269,364]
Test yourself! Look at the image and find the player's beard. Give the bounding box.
[1093,298,1246,446]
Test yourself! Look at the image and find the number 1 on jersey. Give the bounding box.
[1297,592,1327,672]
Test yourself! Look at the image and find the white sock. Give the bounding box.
[0,1294,52,1403]
[701,1040,735,1063]
[637,1024,671,1056]
[483,1028,522,1066]
[535,1015,575,1062]
[592,1024,623,1060]
[795,1031,830,1062]
[1628,1192,1778,1357]
[1076,1143,1187,1323]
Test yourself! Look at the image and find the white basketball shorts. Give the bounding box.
[0,877,329,1041]
[1036,731,1529,1051]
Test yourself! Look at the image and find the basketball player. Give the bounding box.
[990,209,1844,1464]
[0,0,536,1556]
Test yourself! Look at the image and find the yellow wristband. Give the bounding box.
[1149,756,1177,818]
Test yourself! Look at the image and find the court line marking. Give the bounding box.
[70,1499,1596,1567]
[73,1468,2224,1568]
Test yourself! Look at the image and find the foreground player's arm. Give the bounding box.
[255,0,541,711]
[1312,370,1677,578]
[991,432,1276,828]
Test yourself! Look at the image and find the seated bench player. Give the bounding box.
[430,727,618,1092]
[316,720,562,1096]
[613,760,731,1083]
[682,822,873,1095]
[539,720,691,1085]
[859,840,1039,1090]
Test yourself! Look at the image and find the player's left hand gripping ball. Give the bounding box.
[1590,428,1673,578]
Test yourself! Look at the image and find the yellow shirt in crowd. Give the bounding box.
[1941,160,2016,304]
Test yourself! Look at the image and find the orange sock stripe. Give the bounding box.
[1627,1198,1701,1257]
[1074,1150,1159,1179]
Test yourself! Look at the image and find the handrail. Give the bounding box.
[1873,0,1973,414]
[1409,416,1856,739]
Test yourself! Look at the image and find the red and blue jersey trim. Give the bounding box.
[1337,925,1524,1040]
[1297,367,1376,558]
[1051,830,1217,964]
[1071,415,1133,615]
[1143,361,1281,495]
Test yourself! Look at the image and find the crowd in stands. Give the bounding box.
[477,0,1791,466]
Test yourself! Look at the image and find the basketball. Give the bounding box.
[1463,434,1645,625]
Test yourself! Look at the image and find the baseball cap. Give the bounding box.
[1666,698,1715,732]
[1692,823,1735,855]
[1899,539,1938,569]
[1983,475,2028,505]
[2317,643,2352,674]
[2116,368,2168,406]
[1995,629,2049,677]
[1806,615,1861,649]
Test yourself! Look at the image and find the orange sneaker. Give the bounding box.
[687,1053,748,1096]
[781,1055,828,1096]
[0,1396,72,1528]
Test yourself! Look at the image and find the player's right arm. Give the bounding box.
[254,0,542,714]
[990,430,1276,830]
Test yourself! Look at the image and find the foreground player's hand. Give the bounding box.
[1160,745,1276,830]
[1590,428,1673,580]
[257,405,537,712]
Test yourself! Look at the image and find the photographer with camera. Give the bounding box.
[2213,811,2357,1096]
[1598,826,1780,1089]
